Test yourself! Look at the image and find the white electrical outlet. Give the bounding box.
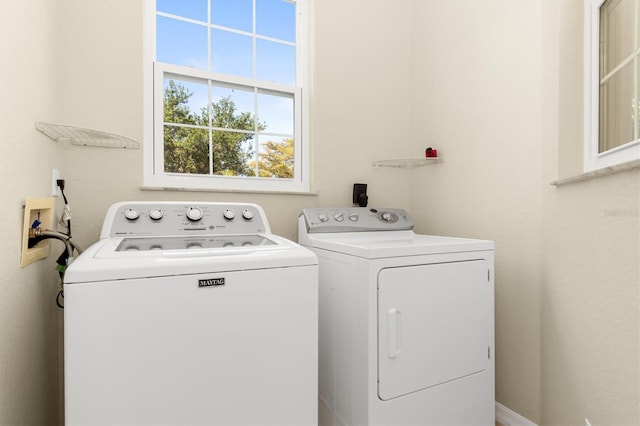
[51,168,60,196]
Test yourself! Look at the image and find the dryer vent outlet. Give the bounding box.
[353,183,368,207]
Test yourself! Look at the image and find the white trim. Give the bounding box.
[584,0,640,172]
[143,0,311,193]
[143,0,155,193]
[495,402,539,426]
[296,0,311,192]
[584,0,603,171]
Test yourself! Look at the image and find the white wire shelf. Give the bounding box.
[373,158,441,168]
[35,122,140,149]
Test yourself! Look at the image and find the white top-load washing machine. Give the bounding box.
[64,201,318,426]
[298,207,495,426]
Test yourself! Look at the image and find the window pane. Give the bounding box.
[257,0,296,42]
[599,61,636,152]
[243,137,259,177]
[256,135,294,178]
[210,84,255,130]
[212,0,252,32]
[599,0,636,76]
[257,39,295,85]
[157,16,207,69]
[212,130,255,176]
[257,90,294,134]
[164,125,210,174]
[211,29,253,77]
[157,0,207,22]
[163,78,209,125]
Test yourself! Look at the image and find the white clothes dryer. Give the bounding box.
[64,201,318,426]
[298,207,494,426]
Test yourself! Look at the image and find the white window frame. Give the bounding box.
[143,0,310,193]
[584,0,640,171]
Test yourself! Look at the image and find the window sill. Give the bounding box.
[550,159,640,186]
[140,185,320,196]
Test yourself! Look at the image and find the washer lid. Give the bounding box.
[64,234,317,283]
[302,231,493,258]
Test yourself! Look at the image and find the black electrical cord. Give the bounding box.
[30,180,81,309]
[55,250,68,309]
[56,289,64,309]
[57,179,71,237]
[58,179,70,309]
[28,230,82,310]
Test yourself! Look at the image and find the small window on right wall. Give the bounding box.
[585,0,640,171]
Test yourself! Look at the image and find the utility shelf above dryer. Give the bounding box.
[373,158,442,168]
[35,122,140,149]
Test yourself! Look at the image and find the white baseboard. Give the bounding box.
[495,402,538,426]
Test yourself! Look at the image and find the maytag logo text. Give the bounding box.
[198,277,225,288]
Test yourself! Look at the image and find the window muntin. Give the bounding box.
[146,0,309,192]
[599,60,636,151]
[585,0,640,170]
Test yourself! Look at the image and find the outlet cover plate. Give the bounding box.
[51,169,60,196]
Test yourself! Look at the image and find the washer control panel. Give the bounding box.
[102,202,270,238]
[301,207,414,233]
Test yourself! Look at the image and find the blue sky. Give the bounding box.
[157,0,295,140]
[156,0,295,84]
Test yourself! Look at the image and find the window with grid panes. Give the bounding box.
[585,0,640,171]
[145,0,309,192]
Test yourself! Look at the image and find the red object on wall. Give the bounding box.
[425,148,438,158]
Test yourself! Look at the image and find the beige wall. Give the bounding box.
[1,1,638,425]
[409,0,639,424]
[408,0,544,422]
[0,1,62,424]
[540,1,639,424]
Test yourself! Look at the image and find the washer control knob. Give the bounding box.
[149,209,163,221]
[318,213,329,222]
[186,207,204,222]
[348,213,359,222]
[223,209,236,220]
[242,209,254,220]
[382,212,392,221]
[124,208,140,221]
[334,212,344,222]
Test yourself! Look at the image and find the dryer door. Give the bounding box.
[377,260,491,401]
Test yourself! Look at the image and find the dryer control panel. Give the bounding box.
[301,207,414,233]
[101,202,270,238]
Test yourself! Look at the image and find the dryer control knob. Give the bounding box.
[124,208,140,221]
[149,209,163,221]
[348,213,359,222]
[223,209,236,220]
[242,209,254,220]
[186,207,204,221]
[334,212,344,222]
[382,212,392,221]
[318,213,329,222]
